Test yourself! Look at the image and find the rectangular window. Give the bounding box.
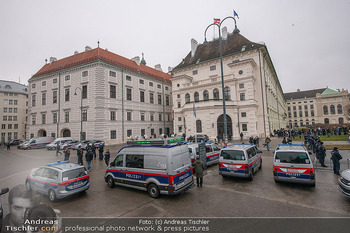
[288,112,292,117]
[9,108,12,113]
[51,133,55,138]
[299,106,302,110]
[111,130,116,139]
[4,99,8,105]
[311,110,314,117]
[32,83,36,88]
[65,75,70,81]
[288,107,291,111]
[159,114,162,121]
[239,83,245,89]
[141,112,145,121]
[110,111,116,121]
[177,94,180,98]
[240,93,245,101]
[7,132,11,140]
[150,113,154,122]
[9,100,13,105]
[13,132,18,140]
[110,85,116,98]
[42,93,46,105]
[109,71,116,77]
[241,112,247,117]
[178,117,182,121]
[139,79,144,84]
[42,114,46,124]
[14,108,17,113]
[165,86,169,91]
[82,85,88,99]
[141,129,145,137]
[14,124,18,129]
[53,112,57,123]
[32,115,36,125]
[53,78,57,84]
[82,71,88,77]
[65,112,69,123]
[14,100,17,105]
[305,111,309,117]
[149,82,153,87]
[127,112,132,121]
[293,106,296,110]
[210,65,216,71]
[82,110,87,121]
[150,93,154,104]
[53,90,57,103]
[42,81,46,86]
[3,116,7,121]
[13,116,17,121]
[178,126,182,132]
[140,91,145,102]
[127,88,132,101]
[294,112,297,117]
[242,124,248,131]
[166,95,170,106]
[299,111,303,117]
[158,94,161,105]
[65,88,70,101]
[159,128,162,135]
[304,105,308,110]
[157,84,161,89]
[8,124,12,129]
[32,95,36,106]
[126,154,144,168]
[3,108,7,113]
[126,75,131,81]
[177,102,181,108]
[192,70,198,75]
[1,124,5,129]
[127,130,132,137]
[310,105,314,110]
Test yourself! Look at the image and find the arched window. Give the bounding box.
[330,105,335,115]
[323,105,328,115]
[337,104,343,114]
[196,120,202,133]
[203,90,209,101]
[194,92,199,102]
[213,88,219,100]
[185,93,190,104]
[324,118,329,124]
[224,86,230,100]
[339,117,344,124]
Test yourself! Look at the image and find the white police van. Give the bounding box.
[219,143,262,181]
[273,144,315,187]
[105,138,194,198]
[188,143,220,166]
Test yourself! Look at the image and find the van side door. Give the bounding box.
[111,154,125,183]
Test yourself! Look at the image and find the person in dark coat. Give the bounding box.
[92,143,97,159]
[282,137,287,144]
[319,142,327,167]
[55,141,61,156]
[240,132,244,141]
[85,144,93,171]
[77,145,84,165]
[6,141,11,150]
[98,143,104,160]
[104,149,111,166]
[63,147,70,161]
[194,156,204,187]
[331,147,342,175]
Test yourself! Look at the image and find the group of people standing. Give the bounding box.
[56,142,111,171]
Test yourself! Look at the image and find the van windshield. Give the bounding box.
[220,150,245,160]
[275,152,310,164]
[62,168,87,180]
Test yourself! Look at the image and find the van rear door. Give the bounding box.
[170,146,193,189]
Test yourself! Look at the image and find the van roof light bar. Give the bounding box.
[234,143,254,145]
[126,138,182,146]
[47,160,70,166]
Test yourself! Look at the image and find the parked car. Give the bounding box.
[21,137,55,150]
[60,140,79,150]
[9,139,22,145]
[25,161,89,202]
[46,137,74,150]
[72,140,90,150]
[89,140,105,148]
[339,169,350,197]
[0,187,9,231]
[17,140,29,149]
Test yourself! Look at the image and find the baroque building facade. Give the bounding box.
[0,80,28,143]
[28,46,173,144]
[171,28,286,140]
[284,88,350,127]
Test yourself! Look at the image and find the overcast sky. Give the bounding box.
[0,0,349,93]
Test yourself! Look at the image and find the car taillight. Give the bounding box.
[169,176,174,185]
[219,162,224,168]
[244,164,249,174]
[273,166,277,176]
[310,169,315,180]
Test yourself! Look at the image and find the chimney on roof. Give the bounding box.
[297,89,300,92]
[222,26,228,40]
[85,46,92,52]
[168,66,173,73]
[131,56,141,66]
[191,38,198,57]
[50,57,57,64]
[155,64,162,71]
[74,51,79,55]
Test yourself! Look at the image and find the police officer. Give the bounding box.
[331,147,342,175]
[55,141,61,156]
[64,147,70,161]
[77,145,84,165]
[104,149,111,166]
[98,143,104,160]
[85,144,93,171]
[194,156,204,187]
[92,143,97,159]
[319,142,327,167]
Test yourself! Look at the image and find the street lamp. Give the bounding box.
[204,16,239,145]
[74,87,83,141]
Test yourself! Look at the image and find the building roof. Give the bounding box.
[0,80,28,95]
[30,48,172,83]
[321,88,340,95]
[172,32,264,71]
[284,88,326,100]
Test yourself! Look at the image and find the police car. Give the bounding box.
[25,161,90,201]
[273,144,315,187]
[188,143,220,166]
[105,138,194,198]
[339,169,350,197]
[219,143,262,181]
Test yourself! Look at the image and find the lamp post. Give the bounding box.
[74,87,83,141]
[204,16,239,145]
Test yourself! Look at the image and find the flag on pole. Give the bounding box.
[214,18,221,25]
[233,9,239,19]
[193,102,196,118]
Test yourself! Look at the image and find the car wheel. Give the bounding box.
[48,190,56,202]
[147,183,160,198]
[107,176,114,188]
[25,180,31,191]
[27,147,31,150]
[310,182,316,187]
[248,170,254,181]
